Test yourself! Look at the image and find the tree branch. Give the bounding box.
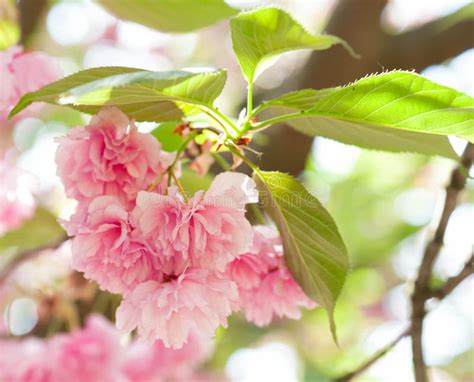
[384,6,474,71]
[336,143,473,381]
[335,327,411,382]
[411,143,474,382]
[429,254,474,300]
[18,0,48,44]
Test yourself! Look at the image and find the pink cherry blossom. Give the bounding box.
[122,331,213,381]
[227,226,316,326]
[116,268,238,348]
[226,226,280,289]
[49,315,125,382]
[0,46,61,127]
[55,106,174,205]
[0,159,35,235]
[132,172,256,274]
[64,195,158,295]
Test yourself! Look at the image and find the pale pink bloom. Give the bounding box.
[116,268,238,348]
[49,315,125,382]
[132,172,256,274]
[240,269,316,326]
[122,331,213,381]
[0,46,61,127]
[228,226,316,326]
[226,226,280,289]
[0,159,35,235]
[64,195,158,295]
[55,106,174,205]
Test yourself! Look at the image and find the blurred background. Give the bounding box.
[0,0,473,381]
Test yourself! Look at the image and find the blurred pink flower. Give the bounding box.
[0,46,61,127]
[0,338,53,382]
[64,195,158,295]
[49,315,125,382]
[0,159,35,235]
[55,106,174,206]
[228,226,316,326]
[132,172,256,274]
[122,331,213,381]
[0,314,216,381]
[116,268,238,348]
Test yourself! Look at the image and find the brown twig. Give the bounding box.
[336,144,473,381]
[335,327,411,382]
[429,254,474,300]
[0,235,68,285]
[410,143,474,382]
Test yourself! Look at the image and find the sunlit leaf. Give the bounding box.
[98,0,237,33]
[266,71,474,157]
[10,67,227,122]
[260,88,338,111]
[254,170,348,341]
[231,7,354,83]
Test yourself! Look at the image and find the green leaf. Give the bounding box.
[151,121,184,152]
[266,71,474,157]
[97,0,237,33]
[230,7,354,83]
[260,88,338,111]
[10,67,227,122]
[254,170,348,341]
[0,208,65,254]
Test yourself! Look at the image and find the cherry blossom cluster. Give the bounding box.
[0,314,212,382]
[56,106,315,348]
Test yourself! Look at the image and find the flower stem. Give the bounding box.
[211,152,231,171]
[226,142,260,174]
[170,169,188,201]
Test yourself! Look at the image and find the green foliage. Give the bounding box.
[97,0,237,33]
[10,67,227,122]
[179,168,213,195]
[151,121,184,152]
[306,151,427,265]
[230,7,353,84]
[0,0,18,50]
[254,171,348,341]
[0,19,19,50]
[265,71,474,157]
[0,208,65,254]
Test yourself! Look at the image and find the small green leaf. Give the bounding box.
[97,0,237,33]
[231,7,354,83]
[0,208,65,254]
[254,170,349,341]
[10,67,227,122]
[264,71,474,157]
[151,121,184,152]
